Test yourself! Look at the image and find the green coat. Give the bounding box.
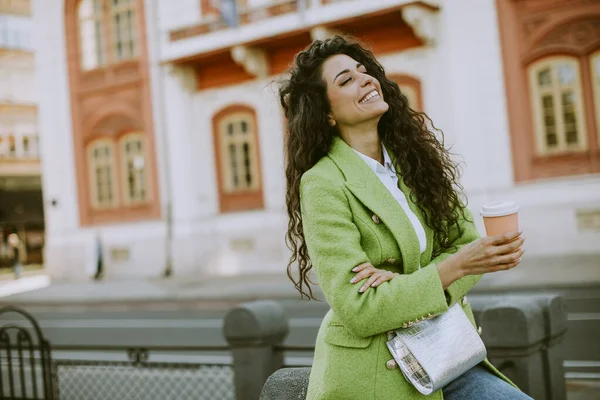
[300,136,513,399]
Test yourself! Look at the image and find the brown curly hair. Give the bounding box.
[279,36,468,300]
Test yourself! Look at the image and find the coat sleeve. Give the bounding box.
[300,173,450,339]
[424,206,483,306]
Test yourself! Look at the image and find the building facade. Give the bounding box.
[33,0,600,281]
[0,0,44,268]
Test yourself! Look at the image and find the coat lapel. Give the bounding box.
[396,175,434,269]
[327,136,430,274]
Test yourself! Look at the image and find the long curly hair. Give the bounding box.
[279,36,468,300]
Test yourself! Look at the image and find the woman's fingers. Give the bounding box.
[350,263,374,283]
[352,262,373,273]
[489,257,522,272]
[470,249,524,274]
[350,262,398,291]
[360,272,397,293]
[360,273,382,293]
[370,273,398,288]
[493,235,525,256]
[488,231,522,246]
[492,247,524,265]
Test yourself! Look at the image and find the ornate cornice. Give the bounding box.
[230,45,268,79]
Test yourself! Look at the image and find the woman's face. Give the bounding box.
[321,54,389,128]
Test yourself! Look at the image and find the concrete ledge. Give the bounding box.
[260,367,310,400]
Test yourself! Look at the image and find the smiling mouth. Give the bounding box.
[359,90,380,104]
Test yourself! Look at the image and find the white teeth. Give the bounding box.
[359,90,379,104]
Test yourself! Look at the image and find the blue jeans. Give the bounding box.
[442,365,533,400]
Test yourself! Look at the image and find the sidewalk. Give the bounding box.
[0,253,598,307]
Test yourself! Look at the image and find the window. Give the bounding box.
[528,57,587,155]
[88,140,118,209]
[400,84,420,111]
[78,0,105,70]
[389,74,423,112]
[22,136,29,156]
[591,51,600,140]
[220,114,259,194]
[213,106,264,213]
[120,133,148,205]
[76,0,138,70]
[110,0,136,61]
[8,134,16,157]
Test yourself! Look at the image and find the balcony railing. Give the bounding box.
[239,0,299,24]
[0,0,30,16]
[0,133,39,160]
[170,0,301,41]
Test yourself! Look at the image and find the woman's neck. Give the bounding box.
[340,126,382,164]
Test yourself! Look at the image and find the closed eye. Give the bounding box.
[340,77,352,86]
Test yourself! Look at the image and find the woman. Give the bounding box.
[280,36,529,399]
[8,233,23,279]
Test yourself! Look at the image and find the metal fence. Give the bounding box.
[0,305,55,400]
[55,360,234,400]
[0,306,236,400]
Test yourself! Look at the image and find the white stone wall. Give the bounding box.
[165,76,289,277]
[33,0,169,281]
[0,17,38,161]
[0,54,36,105]
[435,0,600,255]
[34,0,600,283]
[33,0,85,279]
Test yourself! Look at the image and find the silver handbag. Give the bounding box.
[386,302,487,395]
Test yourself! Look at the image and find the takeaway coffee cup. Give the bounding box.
[480,201,520,237]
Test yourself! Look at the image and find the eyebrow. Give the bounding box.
[333,63,364,83]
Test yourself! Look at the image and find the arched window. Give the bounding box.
[78,0,105,70]
[389,74,423,112]
[213,105,264,213]
[87,140,118,209]
[119,133,148,205]
[528,56,587,155]
[110,0,137,61]
[591,50,600,140]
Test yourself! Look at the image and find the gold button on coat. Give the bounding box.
[477,326,483,336]
[371,214,381,224]
[461,296,469,306]
[386,359,398,370]
[386,258,396,264]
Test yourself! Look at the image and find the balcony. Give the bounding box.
[0,132,40,176]
[165,0,439,67]
[0,57,36,104]
[0,133,39,159]
[0,13,33,53]
[170,0,300,41]
[0,0,30,16]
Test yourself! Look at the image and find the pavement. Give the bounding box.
[0,255,598,400]
[0,253,598,307]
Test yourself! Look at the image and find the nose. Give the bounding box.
[360,74,374,87]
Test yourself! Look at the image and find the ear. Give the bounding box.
[328,114,336,127]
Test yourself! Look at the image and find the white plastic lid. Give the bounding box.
[480,201,519,217]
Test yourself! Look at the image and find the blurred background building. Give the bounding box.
[0,0,44,271]
[31,0,600,281]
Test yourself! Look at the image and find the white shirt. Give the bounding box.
[353,146,427,255]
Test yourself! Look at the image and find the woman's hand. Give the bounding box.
[441,231,525,284]
[350,262,399,293]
